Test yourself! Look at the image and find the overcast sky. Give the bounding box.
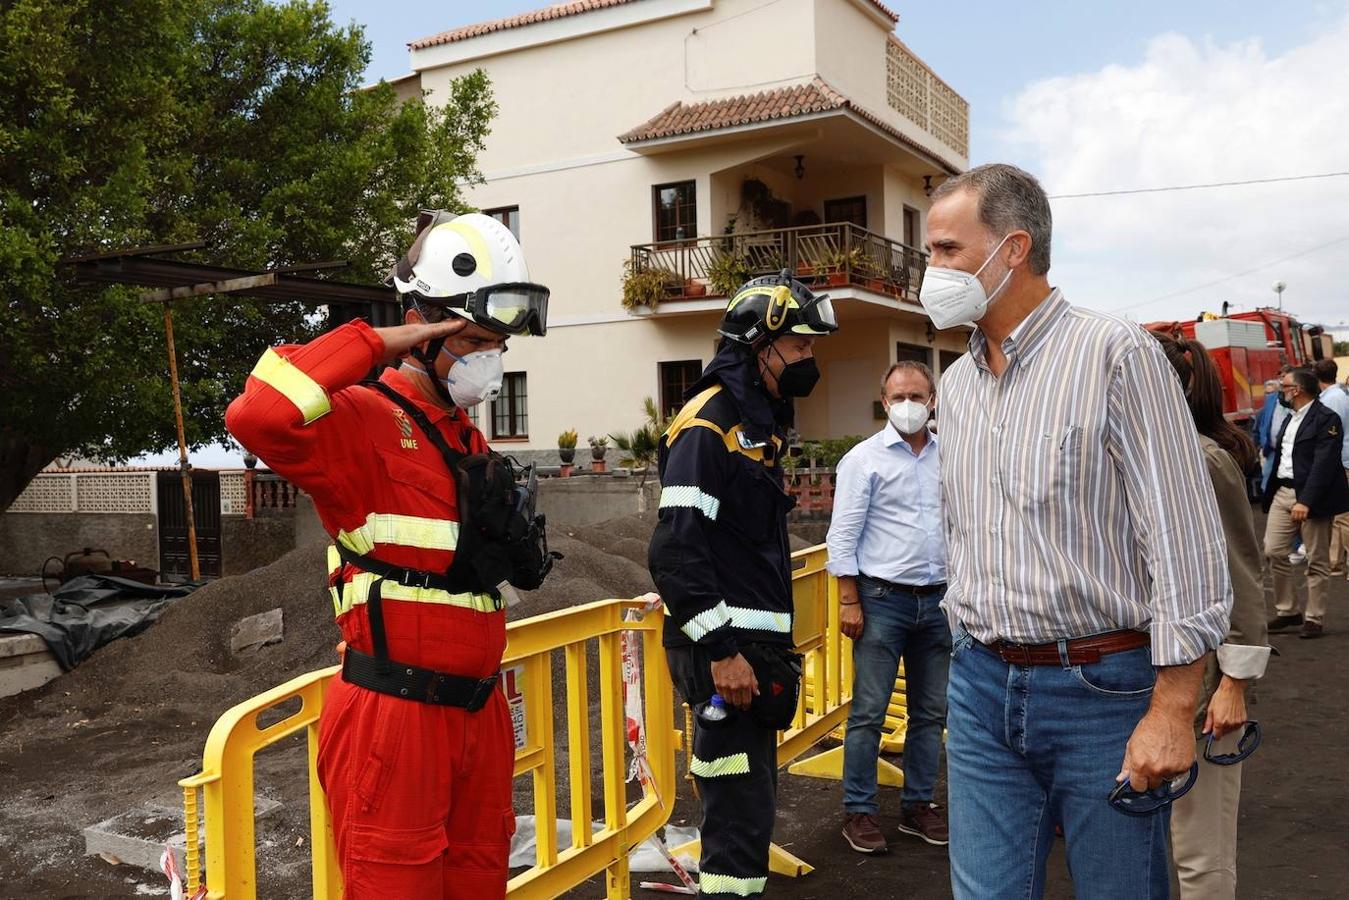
[141,0,1349,465]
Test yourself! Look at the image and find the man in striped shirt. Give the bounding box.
[924,164,1232,899]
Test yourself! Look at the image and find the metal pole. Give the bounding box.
[163,303,200,581]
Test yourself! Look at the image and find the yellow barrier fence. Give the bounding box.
[179,597,677,900]
[180,545,907,895]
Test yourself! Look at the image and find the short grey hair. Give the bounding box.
[931,163,1053,275]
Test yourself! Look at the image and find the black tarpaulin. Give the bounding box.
[0,575,199,671]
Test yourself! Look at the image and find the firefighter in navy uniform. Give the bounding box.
[649,271,838,897]
[227,211,555,899]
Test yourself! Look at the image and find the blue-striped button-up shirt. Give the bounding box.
[826,426,946,586]
[938,289,1232,666]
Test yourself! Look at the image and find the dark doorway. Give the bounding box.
[157,470,222,579]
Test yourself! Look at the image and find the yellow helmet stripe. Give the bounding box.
[436,220,494,280]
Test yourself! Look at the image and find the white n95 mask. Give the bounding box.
[441,348,504,408]
[887,399,931,435]
[919,234,1014,330]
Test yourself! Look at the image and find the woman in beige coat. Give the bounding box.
[1152,331,1271,900]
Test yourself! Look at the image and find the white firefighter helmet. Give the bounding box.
[389,210,548,336]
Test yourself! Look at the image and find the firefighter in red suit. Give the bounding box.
[226,211,551,898]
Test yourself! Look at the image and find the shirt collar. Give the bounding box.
[968,287,1068,371]
[881,424,937,455]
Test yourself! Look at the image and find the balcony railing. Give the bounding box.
[629,223,927,305]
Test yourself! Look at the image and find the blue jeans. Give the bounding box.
[946,627,1169,899]
[842,578,951,812]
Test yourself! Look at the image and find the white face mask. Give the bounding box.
[440,347,504,408]
[918,234,1014,330]
[886,399,931,436]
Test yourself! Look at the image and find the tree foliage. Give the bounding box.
[0,0,497,509]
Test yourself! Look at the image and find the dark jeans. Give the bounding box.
[842,577,951,812]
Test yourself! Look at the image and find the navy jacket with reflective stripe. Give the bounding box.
[648,345,796,659]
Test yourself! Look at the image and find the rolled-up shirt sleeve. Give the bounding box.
[825,447,871,578]
[1107,339,1233,666]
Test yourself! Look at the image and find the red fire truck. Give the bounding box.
[1144,307,1334,425]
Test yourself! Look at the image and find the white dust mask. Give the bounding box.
[439,347,504,407]
[918,234,1015,330]
[887,399,931,435]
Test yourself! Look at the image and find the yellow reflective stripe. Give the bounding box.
[689,752,750,778]
[437,220,493,280]
[250,348,330,424]
[336,513,460,555]
[335,572,498,616]
[699,872,767,896]
[327,545,341,575]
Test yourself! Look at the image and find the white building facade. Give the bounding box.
[394,0,970,456]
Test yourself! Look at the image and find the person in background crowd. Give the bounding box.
[1151,332,1271,900]
[927,163,1230,900]
[1312,359,1349,577]
[1254,374,1289,492]
[1264,367,1349,639]
[827,360,950,854]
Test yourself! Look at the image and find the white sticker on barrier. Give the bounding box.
[503,665,527,751]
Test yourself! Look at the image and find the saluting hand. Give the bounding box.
[373,318,466,365]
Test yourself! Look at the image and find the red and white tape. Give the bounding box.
[161,845,206,900]
[623,595,699,895]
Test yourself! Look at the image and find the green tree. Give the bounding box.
[0,0,496,510]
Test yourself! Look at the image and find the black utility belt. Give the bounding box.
[342,647,499,710]
[1276,478,1296,489]
[859,573,947,596]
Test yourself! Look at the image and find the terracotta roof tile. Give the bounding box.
[410,0,898,50]
[410,0,638,50]
[617,77,961,174]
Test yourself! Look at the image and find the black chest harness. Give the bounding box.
[338,380,561,710]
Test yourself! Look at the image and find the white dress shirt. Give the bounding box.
[1277,404,1308,481]
[826,425,945,585]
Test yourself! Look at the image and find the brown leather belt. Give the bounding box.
[986,629,1150,666]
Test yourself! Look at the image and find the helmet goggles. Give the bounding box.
[412,282,550,337]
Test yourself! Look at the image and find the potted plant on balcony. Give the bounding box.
[707,250,752,298]
[558,428,578,475]
[684,278,708,297]
[823,247,862,286]
[621,260,679,311]
[588,435,610,473]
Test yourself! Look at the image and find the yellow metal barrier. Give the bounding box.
[179,597,677,900]
[180,545,904,895]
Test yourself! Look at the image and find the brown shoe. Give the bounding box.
[898,802,949,846]
[1299,620,1324,639]
[842,812,888,854]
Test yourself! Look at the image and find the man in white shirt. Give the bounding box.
[827,361,949,854]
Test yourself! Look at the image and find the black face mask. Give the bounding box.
[775,356,821,398]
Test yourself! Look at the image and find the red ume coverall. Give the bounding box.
[226,320,514,899]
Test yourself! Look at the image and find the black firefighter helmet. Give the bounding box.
[717,270,839,347]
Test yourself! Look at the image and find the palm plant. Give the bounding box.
[610,397,666,487]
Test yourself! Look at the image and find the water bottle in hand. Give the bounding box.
[699,693,729,723]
